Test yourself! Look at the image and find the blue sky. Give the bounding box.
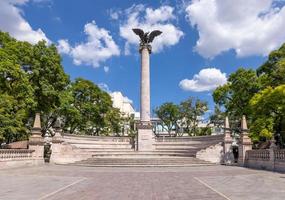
[1,0,285,118]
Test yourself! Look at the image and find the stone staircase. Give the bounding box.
[72,157,213,167]
[60,134,223,166]
[62,134,134,154]
[154,135,224,157]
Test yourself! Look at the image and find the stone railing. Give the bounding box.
[245,149,285,172]
[0,149,34,161]
[274,149,285,162]
[155,134,224,142]
[63,133,131,143]
[246,149,270,161]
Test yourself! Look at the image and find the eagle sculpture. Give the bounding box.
[132,28,162,44]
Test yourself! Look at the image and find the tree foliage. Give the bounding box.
[213,42,285,145]
[155,97,208,136]
[0,31,123,143]
[213,68,260,118]
[155,102,180,136]
[179,97,208,135]
[209,105,226,128]
[250,85,285,143]
[61,78,122,135]
[0,32,35,143]
[257,43,285,87]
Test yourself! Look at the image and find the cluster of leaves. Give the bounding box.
[154,97,208,136]
[61,78,123,136]
[0,31,122,143]
[212,43,285,145]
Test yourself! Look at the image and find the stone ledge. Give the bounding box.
[137,124,153,129]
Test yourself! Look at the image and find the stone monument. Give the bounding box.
[29,113,44,164]
[238,115,252,166]
[132,28,162,151]
[223,116,234,165]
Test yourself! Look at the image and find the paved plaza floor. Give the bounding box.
[0,164,285,200]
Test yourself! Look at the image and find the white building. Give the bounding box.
[110,92,135,116]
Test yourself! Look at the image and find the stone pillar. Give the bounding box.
[52,119,63,143]
[50,119,64,163]
[269,138,277,171]
[137,44,154,151]
[29,113,44,164]
[238,115,252,166]
[223,116,234,165]
[140,45,151,123]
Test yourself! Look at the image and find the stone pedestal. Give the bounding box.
[269,138,277,170]
[29,113,44,164]
[137,124,154,151]
[50,119,64,163]
[223,117,234,165]
[238,115,252,166]
[52,119,64,144]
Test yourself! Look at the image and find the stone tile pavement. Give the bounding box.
[0,164,285,200]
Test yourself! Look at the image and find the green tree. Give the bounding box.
[250,85,285,144]
[213,68,260,119]
[209,105,226,127]
[155,102,180,136]
[61,78,120,135]
[179,97,208,135]
[257,43,285,87]
[0,32,35,143]
[104,108,123,136]
[27,41,70,133]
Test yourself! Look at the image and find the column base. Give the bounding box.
[137,124,154,151]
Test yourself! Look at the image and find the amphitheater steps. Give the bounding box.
[71,157,215,167]
[62,134,224,166]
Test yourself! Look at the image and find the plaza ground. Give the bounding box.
[0,165,285,200]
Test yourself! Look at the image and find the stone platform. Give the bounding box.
[1,165,285,200]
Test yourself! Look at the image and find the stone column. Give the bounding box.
[50,119,64,163]
[137,44,154,151]
[140,45,151,123]
[269,138,277,171]
[52,119,63,143]
[223,116,234,165]
[29,113,44,165]
[238,115,252,166]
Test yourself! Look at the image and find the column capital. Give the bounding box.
[139,43,152,54]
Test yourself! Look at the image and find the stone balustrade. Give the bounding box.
[0,149,34,161]
[274,149,285,162]
[246,149,270,161]
[63,133,131,143]
[245,149,285,172]
[155,134,224,142]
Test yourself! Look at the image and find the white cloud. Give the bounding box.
[98,83,133,104]
[179,68,227,92]
[0,0,49,44]
[110,9,121,20]
[186,0,285,58]
[118,5,184,54]
[98,83,111,93]
[57,21,120,68]
[103,66,109,73]
[57,39,70,54]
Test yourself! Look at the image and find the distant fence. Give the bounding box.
[245,149,285,172]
